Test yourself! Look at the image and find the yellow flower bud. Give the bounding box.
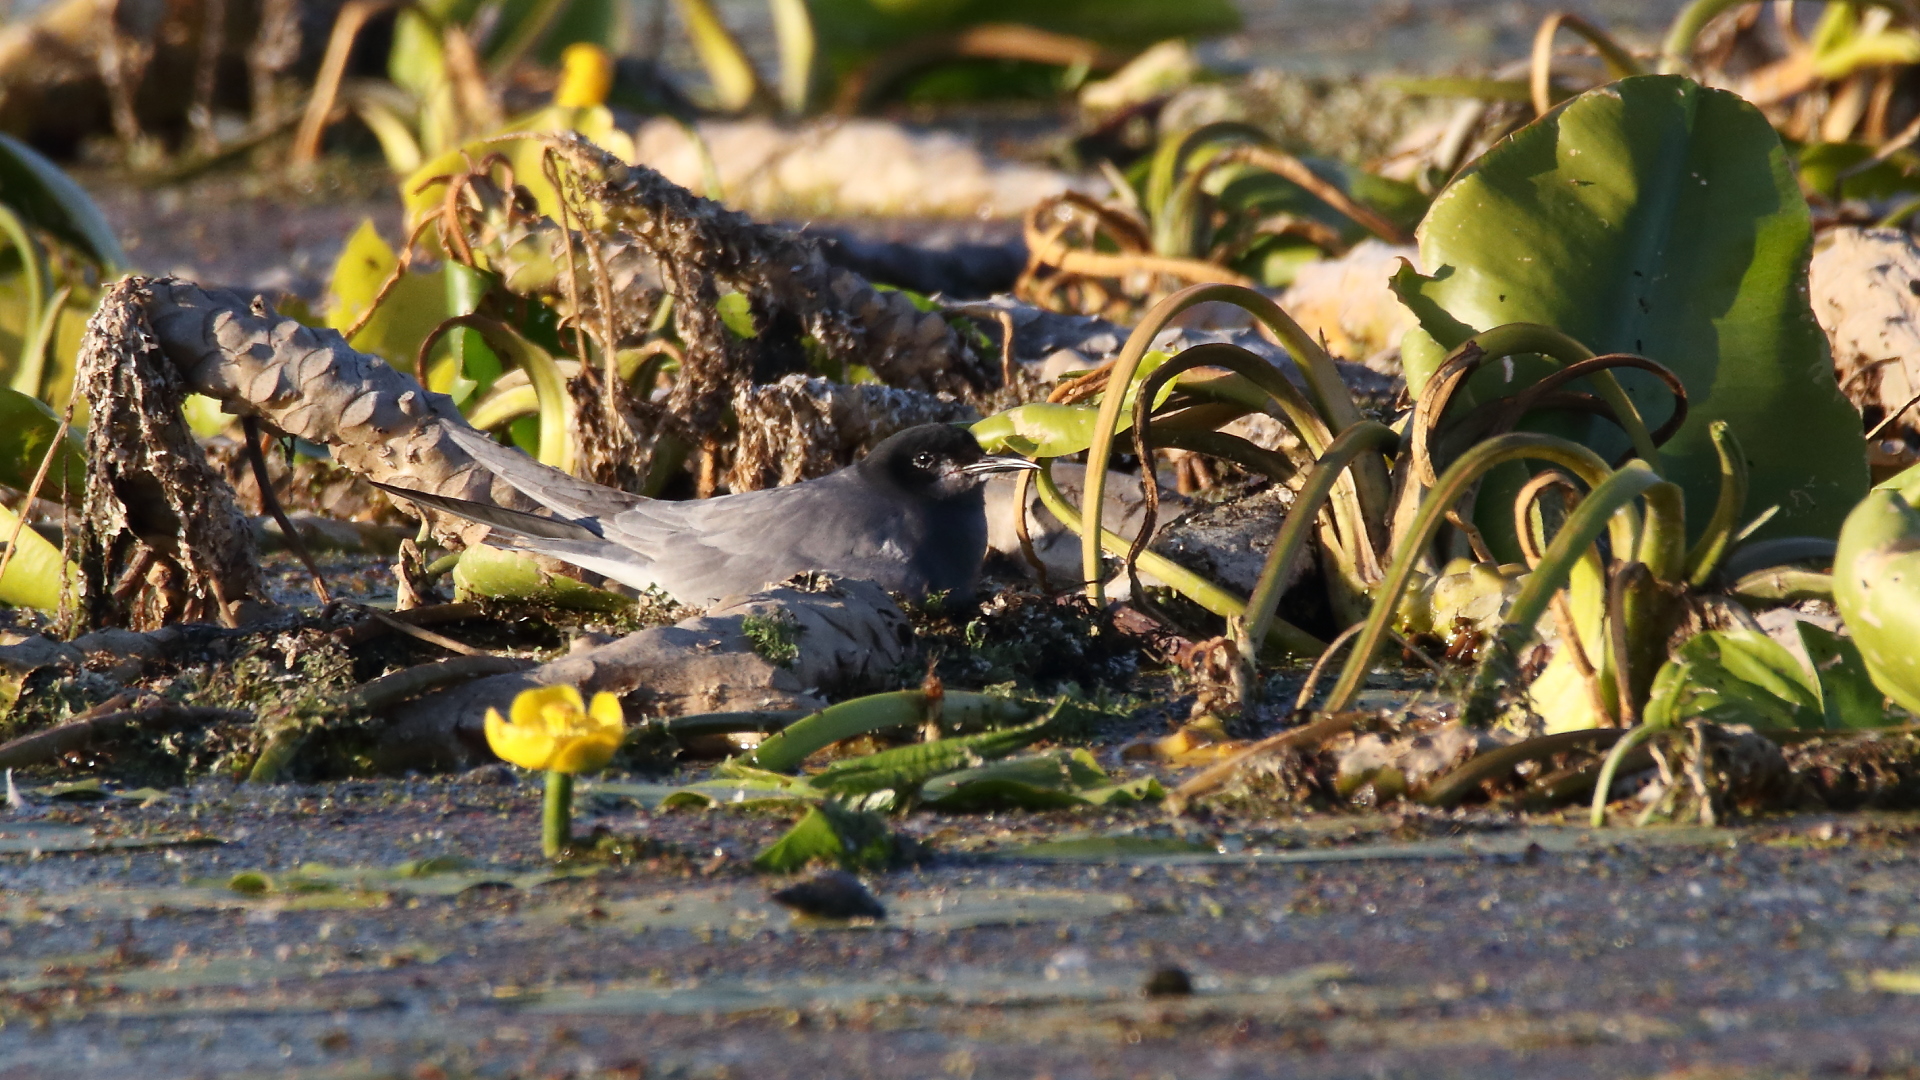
[555,43,615,110]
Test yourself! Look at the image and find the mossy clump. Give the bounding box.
[161,629,369,782]
[904,584,1143,697]
[741,611,803,668]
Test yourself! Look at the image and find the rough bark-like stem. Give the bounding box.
[72,279,272,630]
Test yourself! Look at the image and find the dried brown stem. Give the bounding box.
[72,281,271,630]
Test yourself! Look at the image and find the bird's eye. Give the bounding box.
[912,452,936,470]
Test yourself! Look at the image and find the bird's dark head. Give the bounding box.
[861,424,1040,501]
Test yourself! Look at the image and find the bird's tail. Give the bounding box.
[370,481,603,543]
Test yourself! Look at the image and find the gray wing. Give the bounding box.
[596,473,926,603]
[442,421,645,520]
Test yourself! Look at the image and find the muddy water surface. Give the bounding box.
[2,779,1918,1078]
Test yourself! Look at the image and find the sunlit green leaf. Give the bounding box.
[1796,621,1891,730]
[451,543,634,611]
[920,748,1161,811]
[715,289,758,338]
[0,500,74,611]
[807,711,1058,800]
[1395,75,1868,545]
[971,352,1174,457]
[325,220,449,369]
[0,386,82,500]
[1642,629,1826,731]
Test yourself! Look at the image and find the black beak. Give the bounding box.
[961,454,1043,477]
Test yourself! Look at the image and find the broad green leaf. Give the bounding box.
[1877,459,1920,503]
[715,290,758,338]
[1395,75,1868,544]
[752,803,896,874]
[441,263,503,407]
[1797,142,1920,202]
[0,275,94,410]
[325,220,449,369]
[0,500,75,612]
[0,134,126,270]
[1833,489,1920,716]
[0,387,82,501]
[438,316,572,470]
[1796,621,1892,729]
[1642,629,1825,731]
[400,104,635,230]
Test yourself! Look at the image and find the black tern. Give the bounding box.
[377,423,1040,605]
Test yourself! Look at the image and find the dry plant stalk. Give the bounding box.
[430,137,991,490]
[546,135,990,405]
[71,281,272,631]
[727,374,977,492]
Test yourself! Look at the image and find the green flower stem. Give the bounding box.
[1458,464,1666,728]
[543,770,574,859]
[1436,323,1666,474]
[1660,0,1762,72]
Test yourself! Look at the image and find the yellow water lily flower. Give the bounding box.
[484,685,626,774]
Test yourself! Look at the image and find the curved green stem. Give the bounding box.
[1128,341,1374,599]
[1037,460,1326,657]
[1545,14,1647,81]
[12,283,71,403]
[1590,722,1660,826]
[1080,283,1377,605]
[1159,429,1299,482]
[1320,433,1621,717]
[1685,421,1747,587]
[1636,480,1688,584]
[0,205,47,397]
[1141,343,1336,459]
[1241,421,1400,664]
[1660,0,1760,72]
[746,690,1041,773]
[543,769,574,859]
[1460,463,1665,728]
[426,314,574,472]
[1145,121,1270,223]
[1424,323,1665,474]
